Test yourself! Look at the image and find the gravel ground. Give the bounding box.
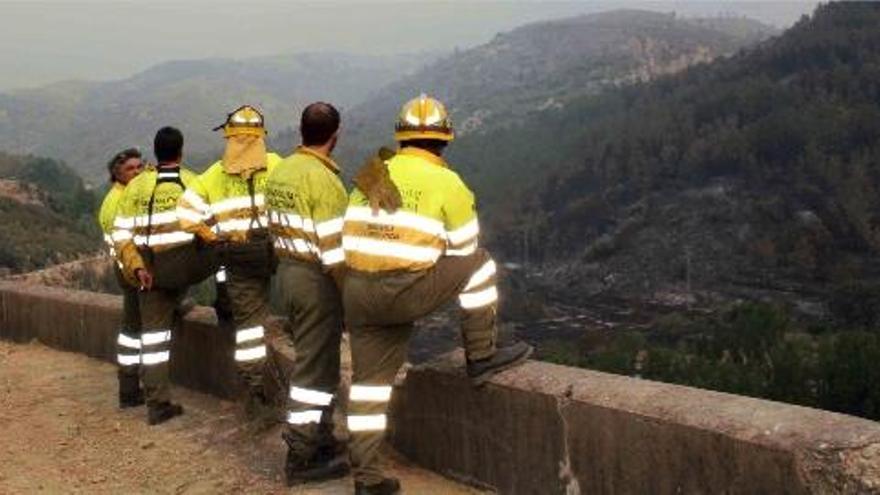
[0,340,486,494]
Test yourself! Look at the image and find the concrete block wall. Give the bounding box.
[2,280,880,494]
[0,281,239,399]
[391,352,880,494]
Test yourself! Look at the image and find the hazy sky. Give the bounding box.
[0,1,818,91]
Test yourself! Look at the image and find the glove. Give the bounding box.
[353,147,401,215]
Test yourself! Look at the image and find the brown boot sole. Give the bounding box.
[470,345,534,387]
[286,459,349,487]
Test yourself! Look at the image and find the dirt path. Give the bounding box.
[0,341,485,494]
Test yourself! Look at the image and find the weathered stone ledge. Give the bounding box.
[2,280,879,494]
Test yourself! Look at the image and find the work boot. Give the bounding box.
[283,430,349,486]
[466,341,534,386]
[147,401,184,425]
[176,297,197,316]
[119,388,145,408]
[313,422,346,464]
[117,372,145,408]
[285,450,349,486]
[354,477,401,495]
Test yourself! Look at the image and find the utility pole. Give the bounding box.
[685,244,692,309]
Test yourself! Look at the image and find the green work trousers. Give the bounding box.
[226,269,270,393]
[114,264,142,393]
[275,259,344,460]
[139,243,218,405]
[344,248,499,485]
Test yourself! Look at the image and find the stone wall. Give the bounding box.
[2,280,879,494]
[0,281,241,398]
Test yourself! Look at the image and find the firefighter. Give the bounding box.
[98,148,145,408]
[265,102,349,485]
[112,127,219,425]
[177,105,281,412]
[341,95,534,494]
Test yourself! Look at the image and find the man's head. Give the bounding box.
[107,148,143,185]
[154,126,184,165]
[394,94,453,156]
[300,102,340,152]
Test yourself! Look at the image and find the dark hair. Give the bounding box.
[399,139,448,157]
[107,147,142,183]
[154,126,184,163]
[300,102,340,146]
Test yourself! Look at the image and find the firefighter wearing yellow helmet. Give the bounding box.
[341,95,534,495]
[393,94,454,142]
[177,105,282,416]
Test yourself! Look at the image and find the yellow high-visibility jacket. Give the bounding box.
[112,166,198,281]
[342,146,479,273]
[265,146,347,270]
[98,182,125,258]
[176,152,282,244]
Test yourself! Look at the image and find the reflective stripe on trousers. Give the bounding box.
[117,331,141,367]
[140,329,172,366]
[287,385,336,426]
[347,384,392,432]
[234,325,266,362]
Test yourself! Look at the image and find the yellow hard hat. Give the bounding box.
[213,105,266,138]
[394,94,454,142]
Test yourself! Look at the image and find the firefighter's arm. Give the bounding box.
[177,180,218,243]
[118,242,147,286]
[309,168,347,276]
[111,190,147,286]
[442,175,480,256]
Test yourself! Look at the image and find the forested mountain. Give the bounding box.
[0,53,430,180]
[451,3,880,304]
[0,11,773,184]
[456,3,880,420]
[0,153,100,272]
[331,10,776,182]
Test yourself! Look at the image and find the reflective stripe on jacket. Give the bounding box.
[177,152,281,244]
[265,146,347,269]
[112,166,198,281]
[342,146,479,273]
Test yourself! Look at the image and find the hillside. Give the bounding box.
[0,11,774,185]
[479,3,880,309]
[0,153,100,272]
[437,3,880,421]
[333,10,776,186]
[0,52,430,180]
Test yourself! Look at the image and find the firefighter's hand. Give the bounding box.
[135,268,153,291]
